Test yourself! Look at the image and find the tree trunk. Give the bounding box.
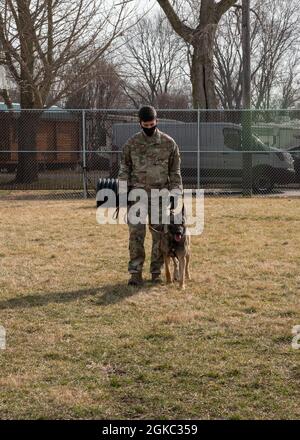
[15,109,41,183]
[14,25,41,184]
[15,87,41,183]
[14,1,40,184]
[156,0,239,109]
[191,25,217,109]
[14,87,41,183]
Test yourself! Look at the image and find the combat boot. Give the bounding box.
[151,273,163,284]
[128,273,143,286]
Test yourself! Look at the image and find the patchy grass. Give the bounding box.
[0,192,299,419]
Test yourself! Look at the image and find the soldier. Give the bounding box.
[118,105,183,286]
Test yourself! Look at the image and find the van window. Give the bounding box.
[223,128,241,151]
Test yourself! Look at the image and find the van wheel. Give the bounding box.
[252,171,274,193]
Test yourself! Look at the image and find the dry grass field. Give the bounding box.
[0,191,299,419]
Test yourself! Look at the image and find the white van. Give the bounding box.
[112,122,295,193]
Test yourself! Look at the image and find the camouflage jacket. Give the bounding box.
[118,128,182,191]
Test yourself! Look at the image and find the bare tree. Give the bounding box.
[156,0,238,109]
[214,6,244,108]
[215,0,300,109]
[120,12,186,108]
[253,0,300,109]
[273,57,300,109]
[0,0,133,182]
[65,59,127,109]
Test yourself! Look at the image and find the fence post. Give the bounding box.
[242,110,252,197]
[197,107,200,189]
[242,0,252,197]
[82,109,88,199]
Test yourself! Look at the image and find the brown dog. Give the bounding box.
[160,221,191,290]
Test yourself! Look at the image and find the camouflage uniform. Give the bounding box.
[119,128,182,275]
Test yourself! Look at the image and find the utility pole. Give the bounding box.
[242,0,252,197]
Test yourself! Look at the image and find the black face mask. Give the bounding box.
[141,124,157,137]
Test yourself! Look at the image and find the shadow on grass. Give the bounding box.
[95,282,153,306]
[0,282,153,310]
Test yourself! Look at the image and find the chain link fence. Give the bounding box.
[0,108,299,198]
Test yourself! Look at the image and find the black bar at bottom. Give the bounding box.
[0,420,298,439]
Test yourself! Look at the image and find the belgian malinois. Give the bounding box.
[160,219,191,290]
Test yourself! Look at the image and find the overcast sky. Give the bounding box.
[135,0,158,13]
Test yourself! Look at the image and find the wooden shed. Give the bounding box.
[0,104,81,171]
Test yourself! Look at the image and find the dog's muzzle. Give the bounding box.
[174,233,182,242]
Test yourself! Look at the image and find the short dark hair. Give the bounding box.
[138,105,157,122]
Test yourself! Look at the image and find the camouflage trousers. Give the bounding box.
[128,198,164,274]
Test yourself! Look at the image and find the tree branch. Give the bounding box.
[156,0,194,43]
[216,0,238,21]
